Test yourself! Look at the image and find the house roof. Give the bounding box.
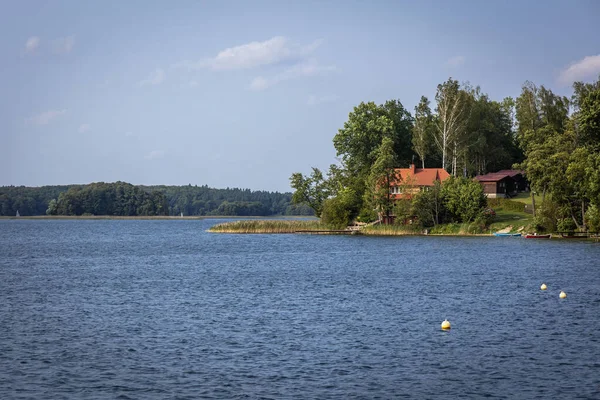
[392,165,450,186]
[474,172,514,182]
[495,169,524,178]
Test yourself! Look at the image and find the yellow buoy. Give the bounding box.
[559,291,567,299]
[441,319,451,330]
[541,283,547,290]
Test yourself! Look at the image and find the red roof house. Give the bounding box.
[389,164,451,200]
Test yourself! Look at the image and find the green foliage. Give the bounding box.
[584,204,600,232]
[392,199,412,225]
[157,185,302,216]
[532,201,559,233]
[368,136,398,221]
[441,177,487,223]
[412,181,445,227]
[53,182,169,216]
[2,183,304,217]
[289,168,330,217]
[433,78,471,171]
[412,96,434,168]
[0,185,70,216]
[573,77,600,147]
[321,187,361,229]
[333,100,413,178]
[556,218,577,232]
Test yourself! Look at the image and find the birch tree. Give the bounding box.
[433,78,470,173]
[412,96,433,168]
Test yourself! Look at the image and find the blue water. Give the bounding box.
[1,220,600,399]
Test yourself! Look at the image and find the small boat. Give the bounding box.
[493,232,522,237]
[560,233,589,239]
[524,233,551,239]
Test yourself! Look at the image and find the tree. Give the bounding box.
[333,100,413,179]
[441,177,487,223]
[433,78,470,173]
[466,92,519,175]
[289,168,331,217]
[412,96,434,168]
[321,186,361,228]
[515,82,570,216]
[412,180,445,227]
[368,136,398,223]
[572,76,600,147]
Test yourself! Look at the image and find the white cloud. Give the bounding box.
[52,36,75,54]
[26,109,67,126]
[446,55,465,67]
[174,36,322,71]
[307,94,339,106]
[139,68,165,86]
[249,77,269,91]
[189,80,199,87]
[144,150,165,160]
[558,54,600,85]
[250,59,336,91]
[79,123,91,133]
[24,36,40,54]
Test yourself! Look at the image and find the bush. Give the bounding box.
[585,204,600,232]
[321,193,357,229]
[442,177,487,223]
[557,218,577,232]
[532,201,559,232]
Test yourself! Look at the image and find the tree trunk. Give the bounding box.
[571,207,581,230]
[542,188,546,205]
[582,200,587,232]
[530,190,536,217]
[442,134,447,170]
[422,158,425,169]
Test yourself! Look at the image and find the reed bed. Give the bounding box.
[209,219,325,233]
[361,225,423,236]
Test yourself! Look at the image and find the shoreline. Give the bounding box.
[0,215,313,220]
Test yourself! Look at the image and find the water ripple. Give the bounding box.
[1,220,599,398]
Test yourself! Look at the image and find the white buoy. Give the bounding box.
[541,283,547,290]
[441,319,451,330]
[559,291,567,299]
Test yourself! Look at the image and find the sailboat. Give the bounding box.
[16,210,20,217]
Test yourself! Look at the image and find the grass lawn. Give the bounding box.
[510,192,543,205]
[489,209,534,233]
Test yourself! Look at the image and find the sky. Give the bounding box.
[2,0,599,192]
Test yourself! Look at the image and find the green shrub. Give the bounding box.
[585,204,600,232]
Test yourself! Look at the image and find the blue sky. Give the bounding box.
[2,0,599,192]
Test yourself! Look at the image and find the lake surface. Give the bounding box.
[1,220,600,399]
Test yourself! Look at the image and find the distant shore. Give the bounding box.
[0,215,313,220]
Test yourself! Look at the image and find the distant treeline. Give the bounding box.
[0,182,313,217]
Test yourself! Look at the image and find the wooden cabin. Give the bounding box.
[474,170,527,198]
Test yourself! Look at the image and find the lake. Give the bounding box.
[1,219,599,399]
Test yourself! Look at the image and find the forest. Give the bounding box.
[291,76,600,232]
[0,183,313,217]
